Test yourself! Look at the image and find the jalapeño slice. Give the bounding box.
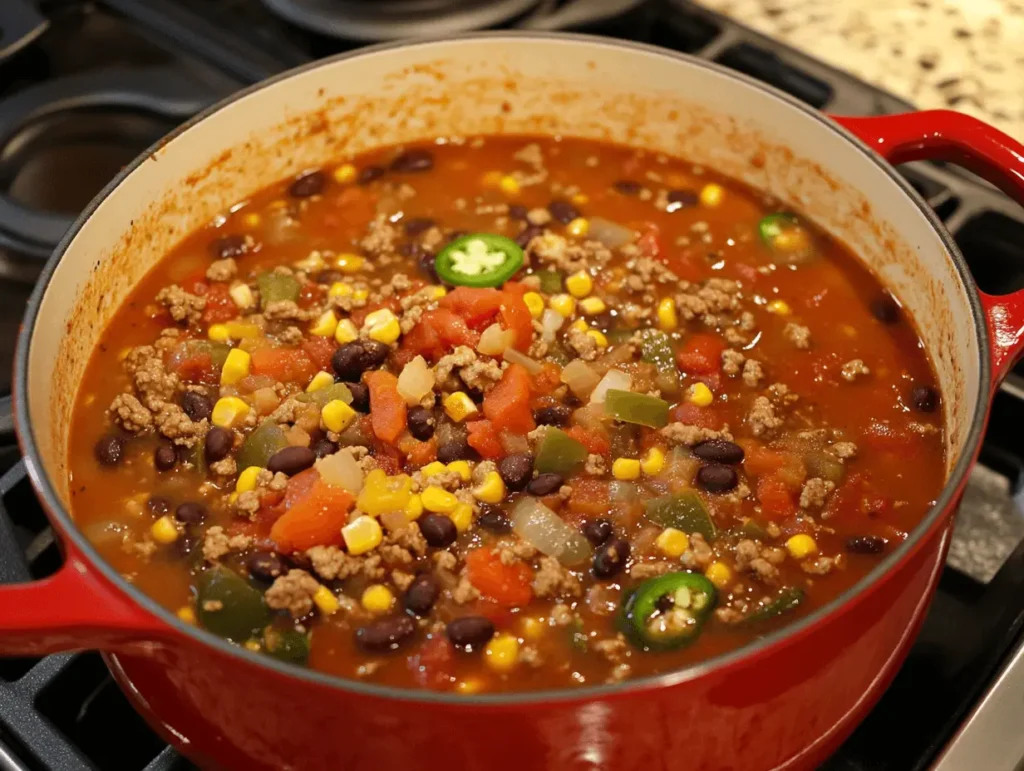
[618,571,717,651]
[435,233,524,288]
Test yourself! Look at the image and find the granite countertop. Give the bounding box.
[695,0,1024,138]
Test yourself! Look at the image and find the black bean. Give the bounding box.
[910,385,939,413]
[180,392,213,423]
[289,170,326,198]
[346,382,370,412]
[515,225,543,249]
[390,149,434,173]
[356,615,417,653]
[175,501,206,525]
[533,405,572,426]
[403,573,440,616]
[267,446,316,476]
[692,439,745,465]
[407,406,436,441]
[312,438,338,458]
[437,438,476,464]
[419,513,457,548]
[477,506,512,534]
[204,427,234,463]
[94,435,124,467]
[581,519,612,547]
[357,165,386,185]
[331,341,389,381]
[147,496,171,516]
[314,269,343,285]
[613,180,643,195]
[403,217,436,236]
[209,234,250,260]
[246,551,285,581]
[845,535,888,554]
[593,538,630,579]
[154,443,177,472]
[508,204,529,221]
[696,464,739,493]
[548,200,579,224]
[667,189,699,208]
[446,616,495,650]
[498,454,534,491]
[870,294,901,324]
[526,472,564,496]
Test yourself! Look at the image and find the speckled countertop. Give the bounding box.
[695,0,1024,138]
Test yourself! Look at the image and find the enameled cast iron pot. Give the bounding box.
[3,34,1024,771]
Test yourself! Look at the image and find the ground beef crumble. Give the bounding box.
[742,359,764,387]
[532,556,583,599]
[748,396,783,437]
[660,422,732,446]
[840,359,870,382]
[799,478,836,509]
[306,545,386,581]
[109,393,153,433]
[265,569,322,617]
[206,258,237,282]
[202,526,253,562]
[783,322,812,349]
[155,285,206,325]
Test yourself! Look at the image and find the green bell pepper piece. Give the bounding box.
[535,269,563,294]
[296,382,352,410]
[758,213,814,263]
[263,626,311,665]
[636,328,680,395]
[604,389,670,429]
[257,271,301,309]
[196,567,271,642]
[804,450,844,484]
[533,427,588,476]
[618,572,717,651]
[645,491,717,542]
[434,233,524,288]
[237,421,288,470]
[743,587,805,625]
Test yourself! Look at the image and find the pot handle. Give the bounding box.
[832,111,1024,384]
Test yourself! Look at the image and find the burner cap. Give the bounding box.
[260,0,542,41]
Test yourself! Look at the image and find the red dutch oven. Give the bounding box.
[4,34,1024,771]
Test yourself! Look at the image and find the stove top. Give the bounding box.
[2,1,1024,769]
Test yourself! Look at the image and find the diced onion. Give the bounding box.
[478,323,515,356]
[380,510,410,533]
[396,355,435,406]
[560,359,601,399]
[501,432,530,454]
[541,308,564,342]
[588,217,635,249]
[590,369,632,403]
[315,451,364,493]
[511,498,593,567]
[504,348,543,375]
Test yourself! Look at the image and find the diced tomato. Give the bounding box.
[201,282,237,324]
[440,287,505,330]
[676,333,726,375]
[408,634,454,690]
[331,186,377,224]
[466,420,504,460]
[262,468,318,522]
[372,444,402,475]
[365,370,407,444]
[567,424,610,456]
[567,478,612,517]
[399,308,478,363]
[464,548,533,607]
[499,293,533,352]
[269,476,354,552]
[824,473,892,521]
[530,361,562,396]
[301,335,336,371]
[636,224,662,259]
[471,601,516,628]
[669,401,721,430]
[743,444,788,477]
[399,434,437,466]
[757,475,796,520]
[251,347,317,383]
[483,364,535,435]
[297,281,325,309]
[173,352,218,386]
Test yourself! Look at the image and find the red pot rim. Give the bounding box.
[12,31,994,705]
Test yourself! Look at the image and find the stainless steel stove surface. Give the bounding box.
[2,1,1024,769]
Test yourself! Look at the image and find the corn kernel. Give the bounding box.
[482,170,503,187]
[220,348,251,386]
[420,461,447,477]
[549,293,577,318]
[657,297,678,331]
[236,465,263,493]
[767,299,791,316]
[207,323,230,343]
[422,485,458,514]
[450,502,474,533]
[447,460,472,481]
[499,175,521,195]
[307,371,335,392]
[443,392,478,422]
[426,285,447,300]
[566,217,590,238]
[700,183,725,207]
[687,382,714,407]
[361,584,395,613]
[334,318,358,344]
[612,458,641,481]
[306,310,336,338]
[579,297,606,316]
[342,515,383,555]
[473,471,506,504]
[641,447,666,475]
[705,560,733,589]
[322,399,357,433]
[328,281,353,298]
[520,617,546,641]
[225,320,261,339]
[655,527,690,558]
[353,288,369,302]
[404,493,424,522]
[484,633,520,673]
[333,163,357,184]
[211,396,250,428]
[565,271,593,298]
[150,515,179,545]
[523,292,545,319]
[456,678,484,694]
[313,585,340,615]
[229,282,254,309]
[335,253,365,273]
[571,192,589,206]
[244,639,262,652]
[176,606,197,625]
[363,308,401,344]
[570,318,589,333]
[586,329,608,348]
[241,212,261,229]
[786,534,818,560]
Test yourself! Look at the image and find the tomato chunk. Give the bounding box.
[365,370,407,444]
[757,475,796,520]
[269,475,354,552]
[676,333,726,375]
[201,283,236,324]
[251,347,317,383]
[465,548,533,607]
[499,292,533,352]
[483,364,536,435]
[399,308,478,362]
[466,420,504,460]
[302,335,337,371]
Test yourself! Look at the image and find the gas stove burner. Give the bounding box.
[260,0,542,41]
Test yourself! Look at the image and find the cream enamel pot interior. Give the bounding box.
[3,33,1024,771]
